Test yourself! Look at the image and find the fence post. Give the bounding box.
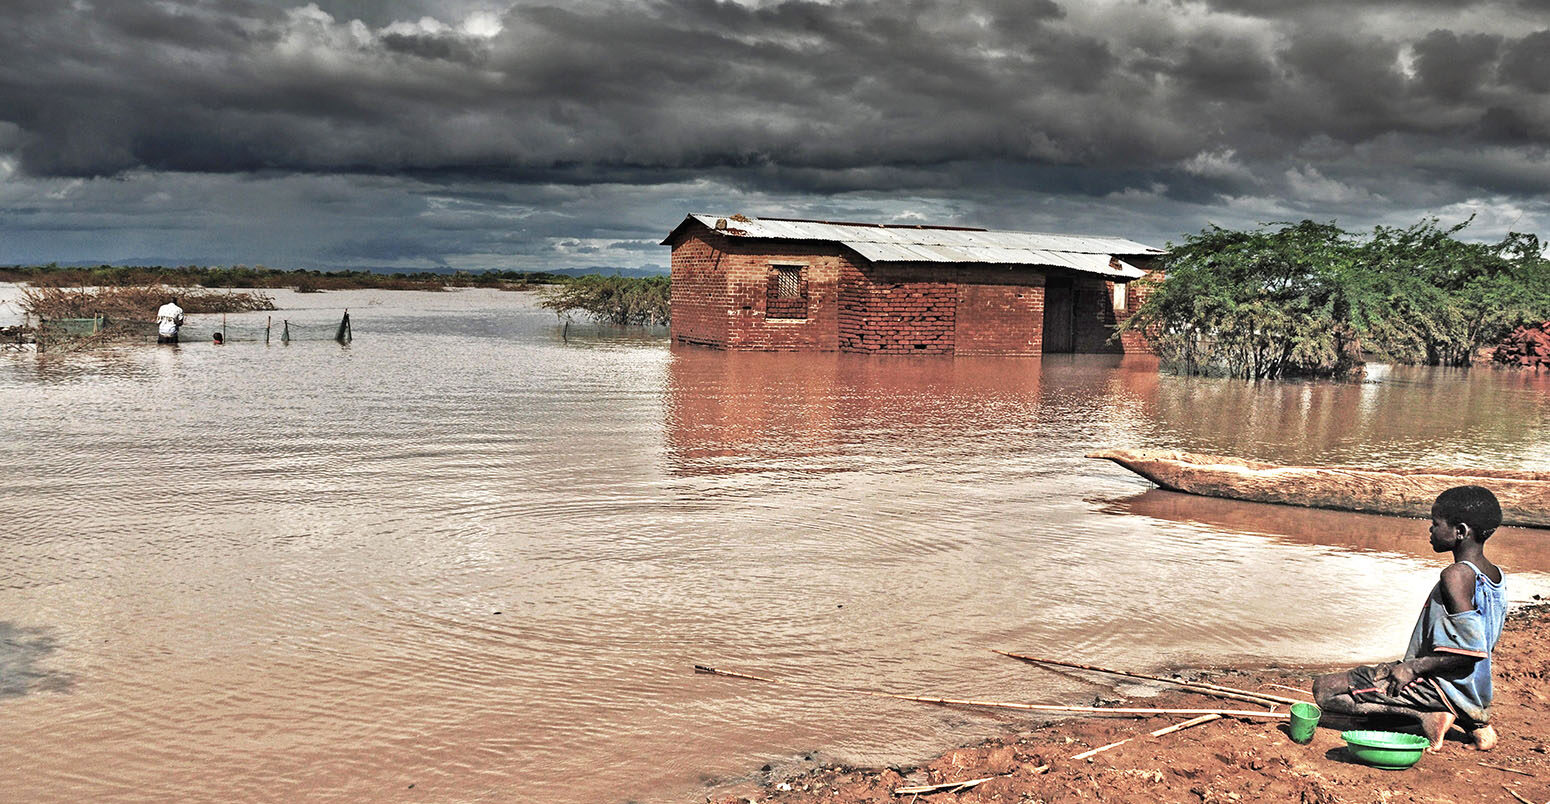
[266,316,272,344]
[282,319,290,344]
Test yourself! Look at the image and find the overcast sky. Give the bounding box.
[2,0,1548,272]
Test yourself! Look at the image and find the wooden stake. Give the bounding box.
[1262,683,1316,699]
[1070,714,1220,761]
[694,664,1290,719]
[993,649,1301,707]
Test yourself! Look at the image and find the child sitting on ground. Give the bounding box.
[1313,485,1507,751]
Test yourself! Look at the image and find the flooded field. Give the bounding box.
[2,286,1548,803]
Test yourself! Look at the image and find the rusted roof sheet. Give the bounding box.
[664,214,1164,280]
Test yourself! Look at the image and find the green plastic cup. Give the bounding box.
[1289,702,1322,744]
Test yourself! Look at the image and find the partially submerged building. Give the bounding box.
[663,214,1165,355]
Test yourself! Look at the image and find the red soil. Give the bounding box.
[708,604,1550,804]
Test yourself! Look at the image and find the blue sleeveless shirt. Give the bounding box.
[1403,560,1506,724]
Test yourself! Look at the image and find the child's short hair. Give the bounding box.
[1434,485,1503,539]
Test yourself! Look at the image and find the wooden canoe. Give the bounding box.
[1089,448,1550,530]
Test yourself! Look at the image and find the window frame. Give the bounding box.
[765,261,809,320]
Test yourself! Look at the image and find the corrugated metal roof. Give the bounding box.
[667,214,1164,280]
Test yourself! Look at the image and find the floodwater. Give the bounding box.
[2,286,1548,804]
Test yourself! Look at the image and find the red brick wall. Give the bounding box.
[953,268,1046,356]
[669,222,1152,356]
[1116,266,1164,354]
[668,232,732,347]
[668,229,845,350]
[838,263,957,353]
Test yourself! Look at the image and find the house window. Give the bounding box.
[766,264,808,319]
[1112,282,1127,312]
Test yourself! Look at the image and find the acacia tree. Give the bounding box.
[1119,221,1363,379]
[538,275,670,326]
[1121,218,1550,378]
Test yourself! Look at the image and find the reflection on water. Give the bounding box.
[0,622,72,698]
[1104,489,1549,568]
[1,288,1548,804]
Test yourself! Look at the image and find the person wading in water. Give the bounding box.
[156,296,185,344]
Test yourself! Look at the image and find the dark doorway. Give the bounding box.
[1042,278,1074,353]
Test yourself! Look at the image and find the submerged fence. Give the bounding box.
[23,310,353,352]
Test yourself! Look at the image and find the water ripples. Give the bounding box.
[3,290,1550,803]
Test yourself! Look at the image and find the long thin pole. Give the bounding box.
[1069,714,1220,761]
[992,650,1303,707]
[884,692,1287,719]
[692,665,1289,720]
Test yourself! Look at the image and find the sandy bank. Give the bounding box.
[708,603,1550,804]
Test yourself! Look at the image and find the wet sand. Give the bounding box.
[709,603,1550,803]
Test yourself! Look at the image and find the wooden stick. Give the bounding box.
[1503,784,1533,804]
[694,664,1290,719]
[1480,762,1535,777]
[1070,714,1221,760]
[894,775,995,795]
[993,649,1302,707]
[1151,713,1223,737]
[894,765,1048,796]
[886,692,1289,719]
[1262,683,1316,699]
[694,664,779,684]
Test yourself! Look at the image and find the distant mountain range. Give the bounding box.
[22,261,669,278]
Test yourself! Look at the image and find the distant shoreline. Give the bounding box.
[0,264,569,292]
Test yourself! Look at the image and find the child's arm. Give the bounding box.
[1389,563,1483,691]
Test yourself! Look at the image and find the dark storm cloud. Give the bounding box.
[1499,30,1550,91]
[1,0,1546,200]
[1413,31,1502,100]
[3,0,1550,270]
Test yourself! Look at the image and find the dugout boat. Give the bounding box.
[1088,448,1550,530]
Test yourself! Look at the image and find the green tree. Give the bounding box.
[537,275,670,326]
[1120,218,1550,378]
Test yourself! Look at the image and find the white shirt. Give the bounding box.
[156,302,185,337]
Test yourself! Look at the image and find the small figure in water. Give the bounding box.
[1314,485,1506,751]
[156,296,185,344]
[212,331,224,345]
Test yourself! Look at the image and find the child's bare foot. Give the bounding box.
[1417,711,1457,751]
[1470,725,1499,751]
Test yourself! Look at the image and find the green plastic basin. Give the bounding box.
[1340,730,1428,769]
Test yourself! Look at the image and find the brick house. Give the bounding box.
[663,214,1165,355]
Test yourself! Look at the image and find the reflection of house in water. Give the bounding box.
[663,214,1165,355]
[663,347,1042,476]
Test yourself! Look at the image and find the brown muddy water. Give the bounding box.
[2,287,1548,804]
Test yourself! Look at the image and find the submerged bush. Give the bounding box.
[537,275,670,326]
[20,285,276,320]
[1120,219,1550,379]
